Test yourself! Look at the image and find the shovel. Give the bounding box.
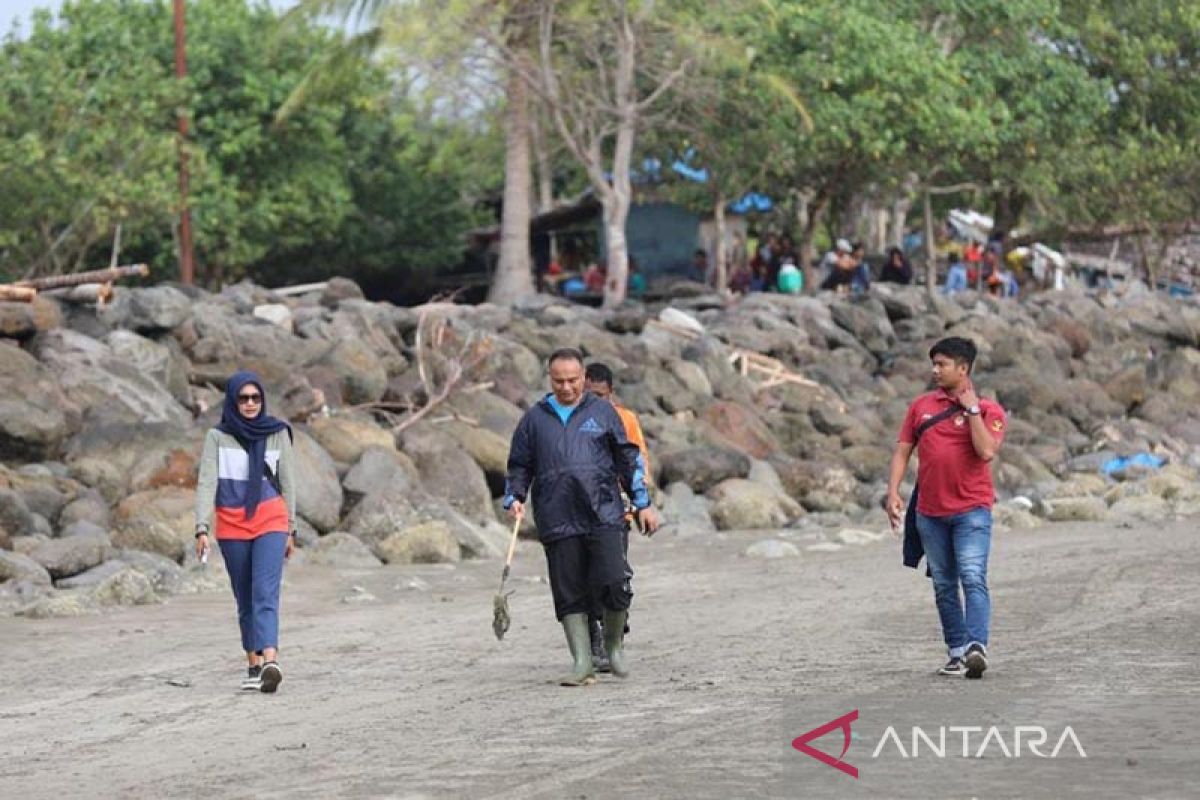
[492,514,523,641]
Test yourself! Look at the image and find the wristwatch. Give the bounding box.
[965,405,981,416]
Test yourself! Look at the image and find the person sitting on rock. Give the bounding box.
[776,256,804,295]
[194,370,296,694]
[943,251,968,294]
[503,349,659,686]
[583,263,606,294]
[583,362,654,672]
[880,247,913,285]
[820,242,858,293]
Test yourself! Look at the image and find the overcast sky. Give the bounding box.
[2,0,301,35]
[1,0,53,32]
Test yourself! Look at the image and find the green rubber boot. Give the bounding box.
[603,609,630,678]
[560,613,596,686]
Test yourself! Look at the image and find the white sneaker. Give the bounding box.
[241,666,262,691]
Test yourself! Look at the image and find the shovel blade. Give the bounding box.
[492,593,511,640]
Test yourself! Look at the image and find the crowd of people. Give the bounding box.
[722,228,1025,299]
[536,225,1029,302]
[724,233,916,296]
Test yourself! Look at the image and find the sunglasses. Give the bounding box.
[236,393,263,405]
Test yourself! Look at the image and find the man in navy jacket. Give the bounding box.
[505,348,660,686]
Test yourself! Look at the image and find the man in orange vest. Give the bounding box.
[584,362,654,671]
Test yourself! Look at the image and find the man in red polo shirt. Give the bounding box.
[885,337,1005,679]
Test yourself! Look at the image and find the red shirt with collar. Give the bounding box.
[898,389,1006,517]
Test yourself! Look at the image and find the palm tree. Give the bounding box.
[281,0,535,305]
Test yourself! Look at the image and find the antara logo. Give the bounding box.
[792,711,1087,779]
[792,710,859,778]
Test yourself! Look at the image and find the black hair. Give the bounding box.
[585,362,614,387]
[929,337,977,372]
[547,347,585,367]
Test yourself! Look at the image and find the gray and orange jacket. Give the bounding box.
[194,429,296,540]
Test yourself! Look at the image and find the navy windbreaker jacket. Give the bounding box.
[504,393,650,543]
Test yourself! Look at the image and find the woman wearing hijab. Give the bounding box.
[194,371,296,693]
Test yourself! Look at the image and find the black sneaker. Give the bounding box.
[937,657,966,677]
[964,645,988,679]
[241,665,263,692]
[260,661,283,693]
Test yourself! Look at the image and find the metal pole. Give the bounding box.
[173,0,195,285]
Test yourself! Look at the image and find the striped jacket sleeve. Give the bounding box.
[193,429,220,532]
[277,431,297,532]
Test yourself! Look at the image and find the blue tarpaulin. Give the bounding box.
[1101,453,1166,476]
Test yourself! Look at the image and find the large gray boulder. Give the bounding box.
[441,420,512,495]
[658,446,751,493]
[16,481,71,526]
[343,492,423,549]
[319,277,365,308]
[773,459,860,512]
[374,521,461,565]
[27,531,111,579]
[124,286,193,332]
[64,422,201,503]
[1041,496,1109,522]
[110,487,194,561]
[0,343,76,461]
[115,549,187,595]
[400,426,496,525]
[104,330,191,407]
[30,329,190,426]
[0,487,38,539]
[308,338,388,405]
[91,567,161,606]
[307,532,382,569]
[292,428,344,533]
[0,551,52,586]
[326,301,409,376]
[658,481,715,536]
[59,490,112,531]
[307,413,395,465]
[707,478,802,530]
[343,446,421,499]
[829,297,897,355]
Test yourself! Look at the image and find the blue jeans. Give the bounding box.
[916,508,992,658]
[219,532,289,652]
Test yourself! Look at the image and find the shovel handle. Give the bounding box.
[503,514,521,569]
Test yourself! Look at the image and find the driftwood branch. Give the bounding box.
[0,286,38,302]
[390,309,495,436]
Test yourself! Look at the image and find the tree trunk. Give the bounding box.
[890,174,918,250]
[601,129,633,308]
[601,13,636,310]
[923,188,937,297]
[800,192,830,295]
[487,63,535,306]
[991,188,1026,243]
[713,194,728,291]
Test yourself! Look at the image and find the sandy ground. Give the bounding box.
[1,516,1198,800]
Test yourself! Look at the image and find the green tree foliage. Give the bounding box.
[0,0,497,287]
[1049,0,1200,235]
[0,0,179,281]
